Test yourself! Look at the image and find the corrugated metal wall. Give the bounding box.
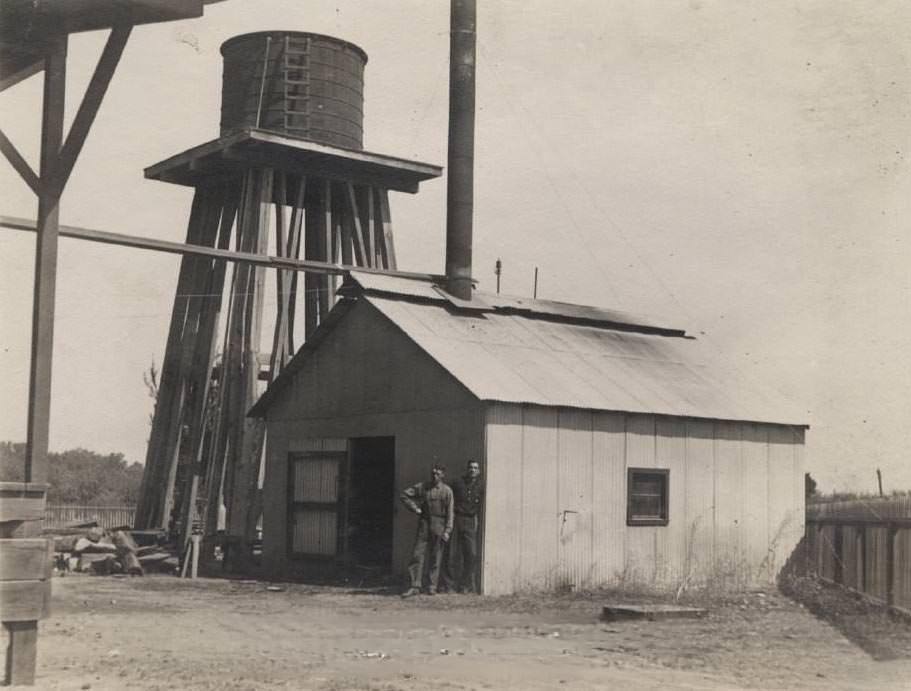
[261,301,484,578]
[483,403,805,595]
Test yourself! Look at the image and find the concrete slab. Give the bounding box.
[601,604,708,622]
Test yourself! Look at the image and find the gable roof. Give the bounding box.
[250,272,807,426]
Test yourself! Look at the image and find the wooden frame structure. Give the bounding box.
[133,130,440,572]
[0,1,222,684]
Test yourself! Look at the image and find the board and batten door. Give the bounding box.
[287,439,347,557]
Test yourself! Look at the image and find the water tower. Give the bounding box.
[135,31,441,567]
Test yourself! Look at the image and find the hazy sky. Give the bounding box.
[1,1,909,493]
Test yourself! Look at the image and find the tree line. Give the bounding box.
[0,441,143,505]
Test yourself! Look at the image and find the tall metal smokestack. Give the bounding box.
[445,0,476,300]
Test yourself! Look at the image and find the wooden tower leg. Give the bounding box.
[269,173,305,376]
[303,182,321,339]
[376,187,397,270]
[343,182,368,267]
[202,171,260,545]
[220,169,273,571]
[136,185,225,529]
[158,188,227,532]
[175,184,240,550]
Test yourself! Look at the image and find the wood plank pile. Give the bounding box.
[44,521,180,576]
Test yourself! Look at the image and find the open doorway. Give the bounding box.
[346,437,395,570]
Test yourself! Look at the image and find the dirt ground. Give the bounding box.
[9,575,911,690]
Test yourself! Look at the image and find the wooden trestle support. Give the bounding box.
[134,169,396,570]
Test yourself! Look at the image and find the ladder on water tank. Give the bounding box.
[282,35,311,136]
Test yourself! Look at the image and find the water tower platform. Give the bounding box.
[144,127,442,194]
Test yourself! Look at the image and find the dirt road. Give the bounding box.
[12,575,911,690]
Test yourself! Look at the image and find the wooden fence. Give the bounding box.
[804,496,911,612]
[44,505,135,530]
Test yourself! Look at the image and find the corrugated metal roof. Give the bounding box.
[253,273,807,426]
[346,271,684,334]
[363,294,806,426]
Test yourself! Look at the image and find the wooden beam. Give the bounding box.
[270,172,290,373]
[3,621,38,685]
[0,215,438,281]
[176,185,238,549]
[319,178,332,318]
[0,129,39,195]
[344,182,367,266]
[285,177,306,356]
[361,185,376,268]
[53,25,132,195]
[303,179,321,338]
[377,188,397,270]
[220,169,272,570]
[203,172,262,544]
[135,188,213,528]
[339,181,353,267]
[0,60,43,94]
[0,540,52,581]
[158,186,225,530]
[26,34,67,486]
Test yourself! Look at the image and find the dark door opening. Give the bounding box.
[346,437,395,569]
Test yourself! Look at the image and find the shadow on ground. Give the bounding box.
[779,574,911,661]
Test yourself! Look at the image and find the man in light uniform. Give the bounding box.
[400,464,454,597]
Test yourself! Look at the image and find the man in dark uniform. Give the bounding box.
[400,464,454,597]
[443,459,484,593]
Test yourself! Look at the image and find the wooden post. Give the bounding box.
[176,186,239,549]
[324,178,336,310]
[376,188,396,270]
[220,169,272,570]
[238,170,273,558]
[316,179,332,318]
[203,171,259,547]
[304,180,320,338]
[190,534,201,579]
[159,187,226,530]
[4,622,38,686]
[136,186,224,529]
[339,182,353,267]
[886,523,897,607]
[361,185,376,268]
[344,182,367,267]
[285,176,306,356]
[833,524,843,584]
[25,35,67,487]
[52,26,132,195]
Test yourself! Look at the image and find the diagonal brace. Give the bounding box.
[52,24,132,196]
[0,128,40,194]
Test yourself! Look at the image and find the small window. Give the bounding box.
[627,468,669,526]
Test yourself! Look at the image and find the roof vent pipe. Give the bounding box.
[444,0,476,301]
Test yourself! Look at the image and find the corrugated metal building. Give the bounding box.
[251,272,808,594]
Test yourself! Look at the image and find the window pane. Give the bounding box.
[631,494,662,518]
[628,469,668,523]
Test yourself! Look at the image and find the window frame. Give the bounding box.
[286,450,347,559]
[626,467,670,527]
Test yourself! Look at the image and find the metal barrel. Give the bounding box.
[220,31,368,150]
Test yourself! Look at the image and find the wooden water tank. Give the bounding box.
[220,31,367,150]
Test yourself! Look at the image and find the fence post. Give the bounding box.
[859,525,866,594]
[886,523,896,607]
[833,524,843,584]
[814,523,823,577]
